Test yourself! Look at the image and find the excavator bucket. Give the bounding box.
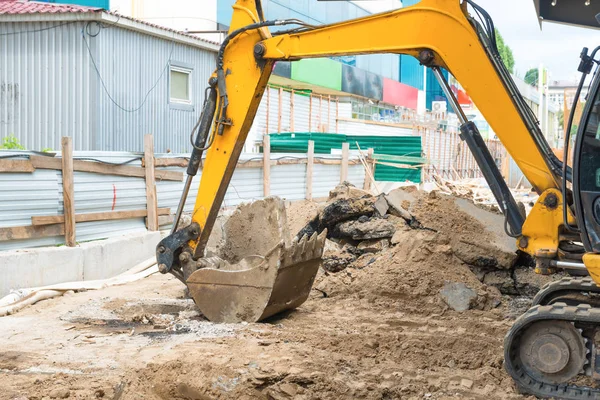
[186,198,327,323]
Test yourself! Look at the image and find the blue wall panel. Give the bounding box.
[39,0,109,9]
[425,68,449,111]
[399,55,423,90]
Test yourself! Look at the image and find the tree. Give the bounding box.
[524,68,539,87]
[495,29,515,74]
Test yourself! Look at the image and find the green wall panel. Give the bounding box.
[291,59,342,91]
[268,133,423,183]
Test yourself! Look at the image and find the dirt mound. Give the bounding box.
[0,185,556,400]
[315,228,502,315]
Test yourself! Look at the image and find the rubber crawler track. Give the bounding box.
[504,303,600,399]
[533,277,600,306]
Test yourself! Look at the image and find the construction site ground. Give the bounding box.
[1,188,547,400]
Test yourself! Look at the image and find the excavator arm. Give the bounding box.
[156,0,583,321]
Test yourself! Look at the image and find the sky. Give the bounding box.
[352,0,598,82]
[475,0,597,82]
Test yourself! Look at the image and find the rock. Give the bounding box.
[513,267,557,297]
[322,243,357,272]
[321,197,376,226]
[94,389,105,398]
[278,383,299,397]
[385,189,414,221]
[460,379,474,389]
[433,244,453,255]
[452,240,516,270]
[357,239,389,253]
[357,215,369,223]
[453,198,518,268]
[483,270,517,295]
[374,195,389,217]
[335,218,396,240]
[348,187,373,199]
[328,182,373,201]
[440,282,478,312]
[299,197,377,239]
[353,253,378,269]
[49,388,70,399]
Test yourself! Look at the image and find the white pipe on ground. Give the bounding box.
[0,257,158,317]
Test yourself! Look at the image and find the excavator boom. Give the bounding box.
[156,0,568,321]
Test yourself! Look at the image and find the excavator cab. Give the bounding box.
[573,61,600,252]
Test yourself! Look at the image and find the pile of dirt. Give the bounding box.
[295,182,549,314]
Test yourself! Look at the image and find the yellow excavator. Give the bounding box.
[154,0,600,397]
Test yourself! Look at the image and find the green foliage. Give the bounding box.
[0,134,25,150]
[570,124,579,138]
[41,147,53,153]
[524,68,539,87]
[495,29,515,74]
[558,110,564,130]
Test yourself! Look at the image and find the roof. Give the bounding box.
[0,1,100,14]
[549,80,579,89]
[0,1,219,50]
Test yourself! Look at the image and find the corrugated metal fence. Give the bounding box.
[0,150,365,251]
[268,132,423,183]
[420,127,506,181]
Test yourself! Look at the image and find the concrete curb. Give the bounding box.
[0,231,161,297]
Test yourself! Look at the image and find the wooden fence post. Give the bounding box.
[278,87,283,133]
[144,134,158,231]
[61,137,76,247]
[309,94,313,132]
[364,148,375,191]
[306,140,314,200]
[263,134,271,197]
[340,142,349,183]
[266,86,270,134]
[327,94,331,131]
[290,89,295,132]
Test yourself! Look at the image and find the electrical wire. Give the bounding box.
[0,21,78,36]
[0,153,141,165]
[81,24,175,113]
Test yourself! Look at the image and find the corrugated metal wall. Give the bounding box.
[94,25,216,153]
[0,20,216,153]
[0,151,365,251]
[0,21,93,152]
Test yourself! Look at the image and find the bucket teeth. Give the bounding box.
[306,232,318,258]
[279,229,327,268]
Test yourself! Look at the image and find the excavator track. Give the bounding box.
[504,303,599,399]
[533,277,600,307]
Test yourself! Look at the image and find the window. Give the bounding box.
[170,65,192,104]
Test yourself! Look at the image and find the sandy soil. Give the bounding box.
[0,272,529,400]
[0,191,541,400]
